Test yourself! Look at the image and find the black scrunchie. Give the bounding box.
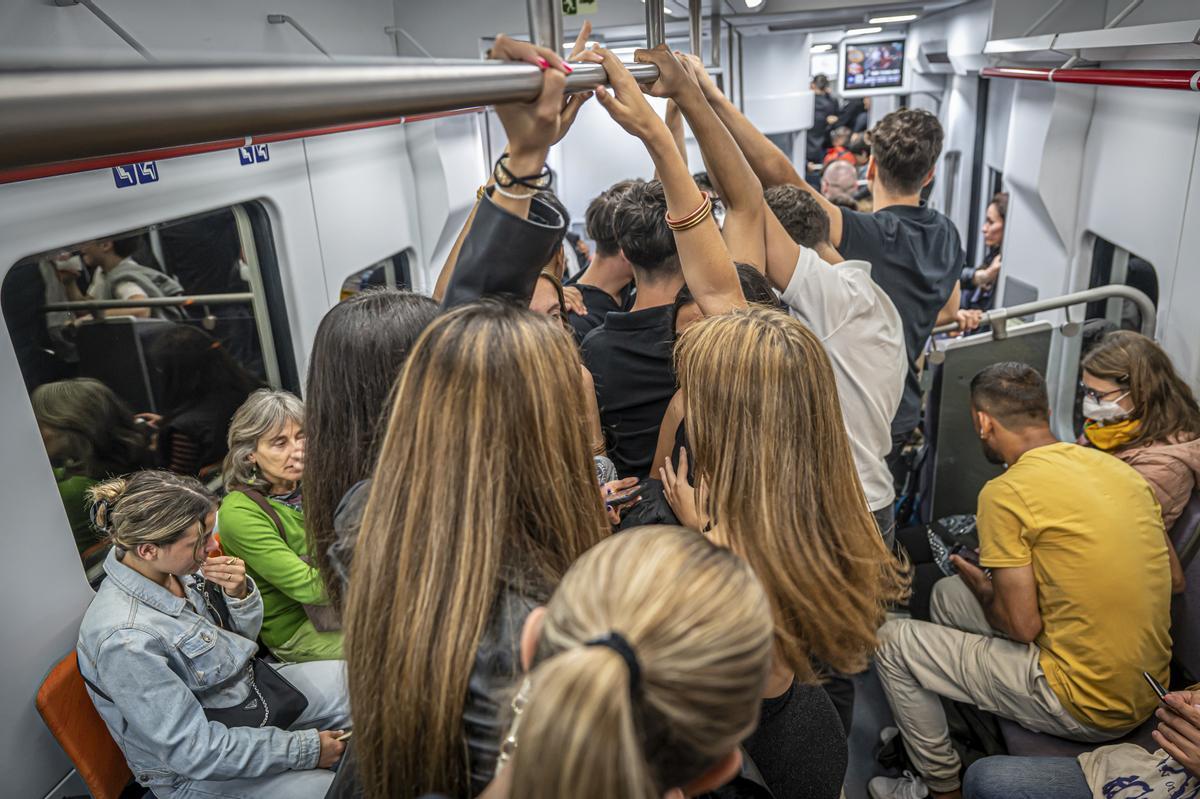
[585,632,642,694]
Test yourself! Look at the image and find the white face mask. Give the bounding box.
[1083,393,1130,423]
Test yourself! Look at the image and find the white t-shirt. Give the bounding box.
[780,248,906,512]
[86,258,150,302]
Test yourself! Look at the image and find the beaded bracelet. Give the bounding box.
[494,154,553,190]
[666,192,713,232]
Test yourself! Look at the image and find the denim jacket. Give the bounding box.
[77,548,321,791]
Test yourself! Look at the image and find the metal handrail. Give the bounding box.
[40,292,255,313]
[932,284,1156,339]
[0,60,662,172]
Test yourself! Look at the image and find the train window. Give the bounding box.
[339,249,414,300]
[1084,237,1159,331]
[0,203,292,586]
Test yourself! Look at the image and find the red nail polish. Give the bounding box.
[564,64,574,73]
[537,57,549,69]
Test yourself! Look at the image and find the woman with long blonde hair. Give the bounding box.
[489,525,774,799]
[343,299,609,799]
[662,305,909,798]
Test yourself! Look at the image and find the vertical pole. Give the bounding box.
[527,0,563,53]
[646,0,665,49]
[736,29,745,111]
[710,3,722,67]
[689,0,702,57]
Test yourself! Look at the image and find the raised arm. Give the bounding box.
[592,46,744,316]
[640,49,764,270]
[686,57,846,247]
[438,32,591,306]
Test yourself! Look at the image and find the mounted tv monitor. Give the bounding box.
[843,39,906,91]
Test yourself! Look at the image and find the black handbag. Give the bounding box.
[82,580,309,730]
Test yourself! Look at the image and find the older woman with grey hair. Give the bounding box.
[218,389,342,662]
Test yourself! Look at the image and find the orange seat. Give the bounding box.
[36,652,132,799]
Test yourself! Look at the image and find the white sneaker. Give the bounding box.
[879,725,900,747]
[868,770,930,799]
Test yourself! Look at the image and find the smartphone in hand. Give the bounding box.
[605,483,645,509]
[1143,671,1169,704]
[949,543,981,568]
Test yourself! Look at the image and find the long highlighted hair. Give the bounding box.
[345,300,609,799]
[674,306,908,681]
[509,526,774,799]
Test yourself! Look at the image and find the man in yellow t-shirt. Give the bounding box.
[870,362,1172,799]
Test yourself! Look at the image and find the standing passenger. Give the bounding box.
[565,180,638,344]
[344,301,610,799]
[219,390,342,662]
[491,526,774,799]
[303,289,439,611]
[77,471,349,799]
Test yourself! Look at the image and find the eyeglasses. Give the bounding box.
[1079,381,1128,403]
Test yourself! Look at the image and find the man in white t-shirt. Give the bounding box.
[62,238,154,318]
[764,184,906,545]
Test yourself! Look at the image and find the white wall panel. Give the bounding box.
[303,125,425,302]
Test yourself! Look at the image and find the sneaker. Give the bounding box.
[868,770,930,799]
[875,726,905,770]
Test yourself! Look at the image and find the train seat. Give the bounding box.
[999,491,1200,757]
[36,651,137,799]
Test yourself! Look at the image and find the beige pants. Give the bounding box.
[874,576,1114,793]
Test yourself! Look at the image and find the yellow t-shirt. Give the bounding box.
[978,442,1172,731]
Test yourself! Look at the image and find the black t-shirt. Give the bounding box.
[567,283,632,345]
[839,204,963,437]
[580,305,676,480]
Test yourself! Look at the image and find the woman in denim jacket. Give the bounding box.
[76,470,350,799]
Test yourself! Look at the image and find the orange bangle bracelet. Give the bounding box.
[666,191,712,231]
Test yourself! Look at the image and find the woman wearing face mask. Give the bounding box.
[1081,331,1200,593]
[76,471,350,799]
[219,389,342,662]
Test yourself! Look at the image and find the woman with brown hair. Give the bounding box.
[342,299,610,799]
[491,525,774,799]
[662,305,909,798]
[1081,330,1200,591]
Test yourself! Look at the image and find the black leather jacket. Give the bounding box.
[441,187,568,311]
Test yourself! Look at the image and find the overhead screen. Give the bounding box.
[843,39,905,91]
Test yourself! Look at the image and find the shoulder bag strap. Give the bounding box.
[235,487,287,544]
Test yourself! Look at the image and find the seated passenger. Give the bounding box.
[147,326,263,476]
[32,378,151,570]
[219,389,342,662]
[959,192,1006,314]
[870,363,1172,799]
[564,180,638,343]
[964,686,1200,799]
[342,301,609,799]
[65,235,182,319]
[823,126,855,167]
[303,289,439,611]
[77,471,349,798]
[1081,330,1200,592]
[821,158,859,205]
[489,526,774,799]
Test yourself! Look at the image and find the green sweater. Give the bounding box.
[216,491,329,649]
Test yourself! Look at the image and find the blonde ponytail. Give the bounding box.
[505,526,773,798]
[87,471,215,552]
[510,646,655,799]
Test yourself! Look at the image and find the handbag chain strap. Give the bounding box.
[198,577,270,728]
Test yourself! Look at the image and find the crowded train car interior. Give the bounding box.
[3,0,1200,797]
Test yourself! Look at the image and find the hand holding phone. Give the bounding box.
[604,482,645,509]
[949,543,981,568]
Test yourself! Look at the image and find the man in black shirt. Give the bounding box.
[580,179,684,480]
[566,180,637,344]
[693,92,963,481]
[826,109,962,461]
